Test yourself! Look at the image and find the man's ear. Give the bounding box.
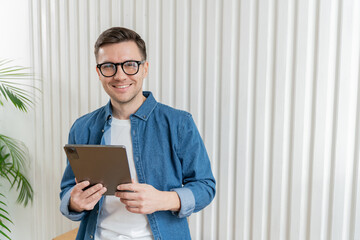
[96,66,101,77]
[143,61,149,78]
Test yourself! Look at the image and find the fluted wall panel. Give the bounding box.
[24,0,360,239]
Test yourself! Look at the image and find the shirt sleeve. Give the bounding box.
[59,122,88,221]
[171,187,195,218]
[175,114,216,216]
[60,185,87,221]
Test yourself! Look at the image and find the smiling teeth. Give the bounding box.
[115,85,130,89]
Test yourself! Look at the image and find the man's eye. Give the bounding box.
[124,62,137,68]
[103,64,114,69]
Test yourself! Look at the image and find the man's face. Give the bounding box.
[96,41,148,108]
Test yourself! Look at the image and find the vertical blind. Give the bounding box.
[28,0,360,239]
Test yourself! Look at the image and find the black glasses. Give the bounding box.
[97,60,145,77]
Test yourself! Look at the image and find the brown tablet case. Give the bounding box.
[64,144,132,195]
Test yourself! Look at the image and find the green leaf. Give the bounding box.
[0,213,13,224]
[0,221,11,234]
[0,206,10,215]
[0,59,40,112]
[0,85,27,112]
[0,194,13,237]
[0,135,33,206]
[0,135,27,170]
[0,229,11,240]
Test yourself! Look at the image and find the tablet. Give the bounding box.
[63,144,132,195]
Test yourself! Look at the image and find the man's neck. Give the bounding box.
[111,94,146,120]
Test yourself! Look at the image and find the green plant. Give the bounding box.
[0,59,36,240]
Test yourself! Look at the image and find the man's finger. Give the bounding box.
[82,187,107,210]
[74,181,90,192]
[87,187,107,202]
[117,182,142,192]
[120,198,139,208]
[82,183,104,198]
[125,206,143,214]
[117,183,132,191]
[115,191,136,199]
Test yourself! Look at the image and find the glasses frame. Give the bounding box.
[97,60,145,77]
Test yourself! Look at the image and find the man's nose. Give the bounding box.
[114,65,127,79]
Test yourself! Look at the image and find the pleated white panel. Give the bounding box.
[25,0,360,239]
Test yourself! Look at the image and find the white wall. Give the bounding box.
[1,0,359,239]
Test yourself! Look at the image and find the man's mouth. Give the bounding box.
[114,84,131,89]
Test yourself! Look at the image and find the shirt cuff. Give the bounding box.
[171,187,195,218]
[60,186,86,221]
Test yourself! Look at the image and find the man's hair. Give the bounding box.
[94,27,147,61]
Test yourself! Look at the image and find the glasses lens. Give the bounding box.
[123,61,139,75]
[100,63,116,77]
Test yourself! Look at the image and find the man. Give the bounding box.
[60,27,216,240]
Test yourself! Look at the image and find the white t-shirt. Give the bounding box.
[95,118,153,240]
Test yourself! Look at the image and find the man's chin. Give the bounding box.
[111,93,141,106]
[112,97,133,105]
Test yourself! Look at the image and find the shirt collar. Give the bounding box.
[104,91,157,122]
[132,91,158,121]
[104,100,113,122]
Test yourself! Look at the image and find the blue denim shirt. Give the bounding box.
[60,91,216,240]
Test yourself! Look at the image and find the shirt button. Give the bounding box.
[90,235,93,239]
[102,129,104,133]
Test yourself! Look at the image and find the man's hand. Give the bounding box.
[115,181,181,214]
[69,180,107,212]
